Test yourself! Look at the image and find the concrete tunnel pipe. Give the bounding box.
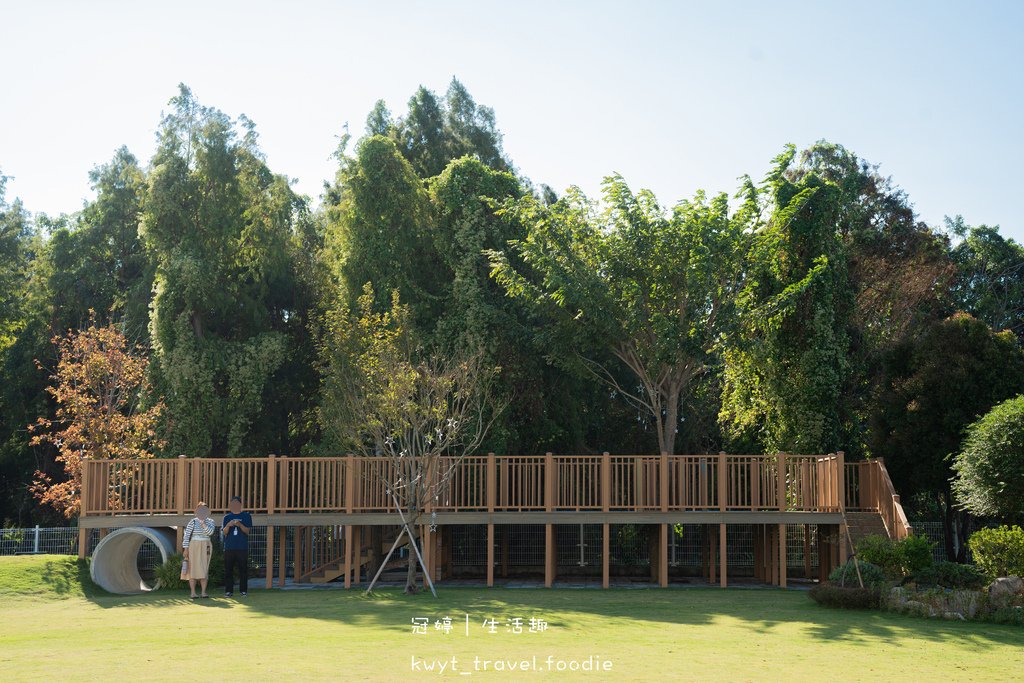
[90,526,177,594]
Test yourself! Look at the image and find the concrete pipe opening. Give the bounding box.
[90,526,177,594]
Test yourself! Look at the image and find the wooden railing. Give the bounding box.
[843,458,912,539]
[80,452,855,518]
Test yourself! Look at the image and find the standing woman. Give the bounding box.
[183,503,215,599]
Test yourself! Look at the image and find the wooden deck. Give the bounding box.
[79,452,910,589]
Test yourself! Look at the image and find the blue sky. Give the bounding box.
[2,0,1022,241]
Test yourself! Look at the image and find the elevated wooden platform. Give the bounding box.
[78,452,910,590]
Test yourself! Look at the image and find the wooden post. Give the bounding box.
[602,523,610,589]
[545,452,555,512]
[544,523,555,587]
[719,523,727,588]
[778,523,787,588]
[344,455,355,514]
[659,452,669,512]
[718,451,727,512]
[486,523,495,587]
[421,523,432,590]
[352,525,362,586]
[265,455,276,589]
[175,455,187,550]
[709,525,717,584]
[486,453,496,513]
[78,459,91,559]
[837,451,848,566]
[777,452,786,511]
[344,524,353,588]
[601,452,610,512]
[770,526,778,586]
[659,524,668,587]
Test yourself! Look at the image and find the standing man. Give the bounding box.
[222,495,252,597]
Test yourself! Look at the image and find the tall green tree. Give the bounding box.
[719,145,850,454]
[489,175,752,455]
[947,216,1024,340]
[870,313,1024,559]
[323,134,441,326]
[391,79,509,179]
[142,85,305,456]
[953,395,1024,523]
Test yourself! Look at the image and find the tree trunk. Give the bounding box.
[404,523,420,594]
[661,385,680,456]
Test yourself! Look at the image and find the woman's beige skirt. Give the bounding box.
[187,539,212,579]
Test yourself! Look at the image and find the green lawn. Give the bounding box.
[1,556,1021,682]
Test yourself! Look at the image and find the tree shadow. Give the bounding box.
[82,581,1024,649]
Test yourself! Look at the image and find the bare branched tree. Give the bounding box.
[319,284,503,593]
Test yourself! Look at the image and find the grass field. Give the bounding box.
[1,555,1022,682]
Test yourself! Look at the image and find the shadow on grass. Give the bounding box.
[84,581,1024,649]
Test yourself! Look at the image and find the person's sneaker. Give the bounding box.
[225,592,233,598]
[240,592,247,597]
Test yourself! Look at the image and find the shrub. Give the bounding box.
[809,583,883,609]
[154,541,224,591]
[899,535,935,574]
[828,560,887,588]
[968,526,1024,578]
[855,534,934,577]
[910,561,988,590]
[952,394,1024,519]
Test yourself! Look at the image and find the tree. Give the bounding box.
[953,395,1024,522]
[719,145,849,454]
[947,217,1024,340]
[318,284,501,593]
[0,172,31,356]
[488,174,752,455]
[323,135,441,326]
[29,312,164,517]
[391,79,510,179]
[869,313,1024,560]
[142,85,304,456]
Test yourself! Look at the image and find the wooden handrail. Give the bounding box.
[80,452,855,518]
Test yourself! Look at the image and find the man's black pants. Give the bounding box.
[224,549,249,593]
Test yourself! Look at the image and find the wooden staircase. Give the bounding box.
[845,511,890,547]
[298,525,409,584]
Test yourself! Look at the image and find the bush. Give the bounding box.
[809,583,883,609]
[828,560,887,588]
[855,535,903,576]
[154,541,225,591]
[155,553,186,590]
[900,535,935,574]
[855,534,934,577]
[968,526,1024,578]
[909,561,988,590]
[952,395,1024,519]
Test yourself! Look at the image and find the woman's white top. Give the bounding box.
[182,517,215,548]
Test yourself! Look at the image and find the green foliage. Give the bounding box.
[855,535,904,576]
[488,174,752,454]
[828,559,887,588]
[953,395,1024,520]
[900,535,936,574]
[720,145,852,454]
[910,561,988,590]
[156,545,225,591]
[809,582,883,609]
[947,217,1024,340]
[142,84,308,456]
[869,312,1024,560]
[968,526,1024,578]
[855,534,934,577]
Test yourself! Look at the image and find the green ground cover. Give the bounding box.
[1,555,1021,681]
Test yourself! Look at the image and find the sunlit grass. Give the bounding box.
[1,555,1021,681]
